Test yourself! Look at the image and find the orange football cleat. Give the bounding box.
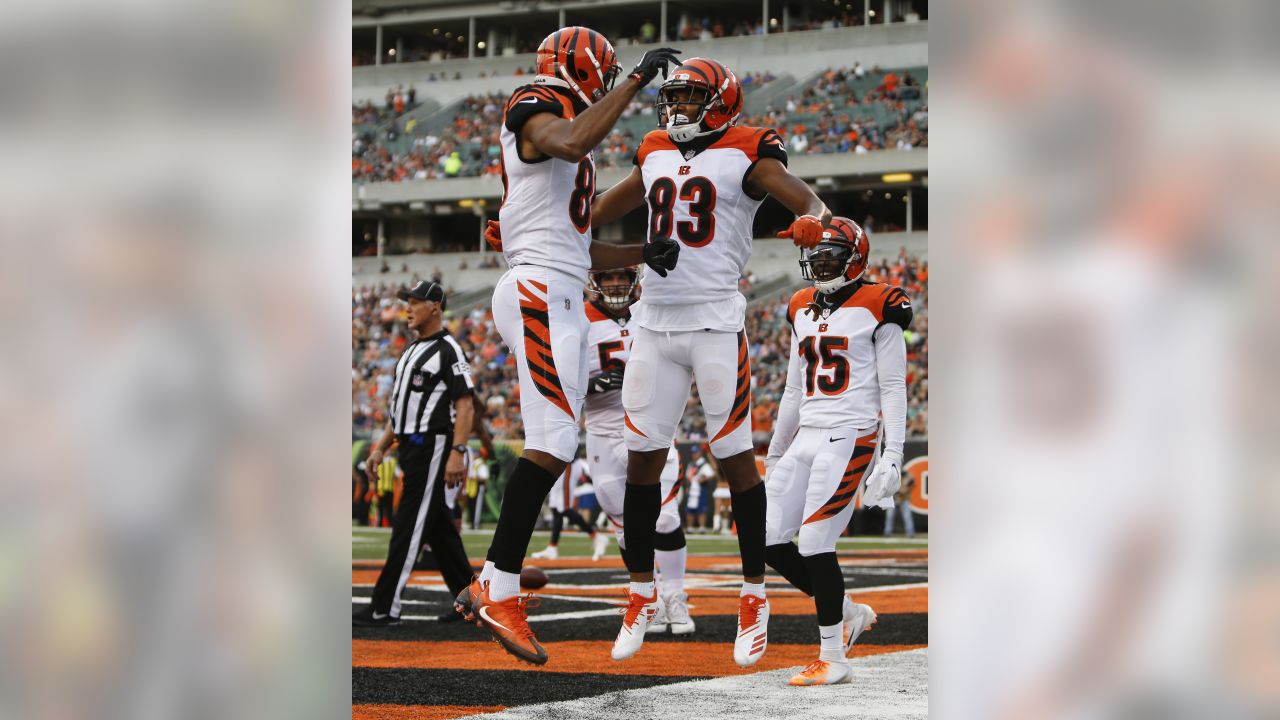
[472,586,548,665]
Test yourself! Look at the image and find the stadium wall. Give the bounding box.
[354,148,927,206]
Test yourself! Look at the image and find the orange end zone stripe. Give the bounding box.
[353,704,504,720]
[353,640,926,677]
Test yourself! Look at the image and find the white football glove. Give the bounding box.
[861,453,902,510]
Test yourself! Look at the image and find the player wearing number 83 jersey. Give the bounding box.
[591,57,834,666]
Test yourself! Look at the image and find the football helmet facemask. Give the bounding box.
[798,217,870,294]
[589,267,640,311]
[656,58,743,143]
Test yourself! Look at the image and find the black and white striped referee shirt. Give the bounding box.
[388,331,475,436]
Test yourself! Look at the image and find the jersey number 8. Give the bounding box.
[648,176,717,247]
[569,159,595,233]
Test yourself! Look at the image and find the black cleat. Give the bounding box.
[352,604,401,627]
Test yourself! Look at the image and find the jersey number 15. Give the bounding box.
[798,336,849,396]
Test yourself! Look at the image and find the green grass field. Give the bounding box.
[352,525,928,561]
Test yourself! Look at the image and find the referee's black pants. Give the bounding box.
[370,432,474,618]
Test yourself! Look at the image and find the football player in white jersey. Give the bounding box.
[456,27,683,666]
[530,454,605,560]
[581,268,695,640]
[588,57,833,665]
[764,217,912,686]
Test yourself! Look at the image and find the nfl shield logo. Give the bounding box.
[412,372,425,387]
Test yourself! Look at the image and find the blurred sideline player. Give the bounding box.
[764,218,910,686]
[589,57,833,665]
[581,268,694,637]
[465,447,489,530]
[531,452,606,560]
[454,27,683,666]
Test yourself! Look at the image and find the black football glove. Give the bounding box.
[588,368,625,395]
[643,236,680,277]
[629,47,681,88]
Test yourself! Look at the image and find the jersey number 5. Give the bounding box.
[569,159,595,233]
[798,336,850,396]
[648,176,717,247]
[597,340,625,372]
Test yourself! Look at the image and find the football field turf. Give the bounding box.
[353,527,928,719]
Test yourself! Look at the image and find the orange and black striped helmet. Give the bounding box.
[799,217,870,293]
[535,27,621,105]
[657,57,743,142]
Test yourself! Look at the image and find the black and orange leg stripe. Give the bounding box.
[804,430,879,525]
[517,280,573,418]
[711,331,751,445]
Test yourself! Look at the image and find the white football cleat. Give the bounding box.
[789,658,853,686]
[612,591,663,660]
[645,602,669,634]
[842,599,877,655]
[663,590,696,635]
[530,545,558,560]
[733,595,770,666]
[592,533,609,561]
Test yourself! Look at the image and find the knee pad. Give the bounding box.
[696,360,737,417]
[797,524,837,557]
[654,522,684,547]
[540,417,581,462]
[621,357,658,412]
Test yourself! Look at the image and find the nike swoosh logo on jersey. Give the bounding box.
[829,437,845,443]
[478,605,512,633]
[900,301,911,308]
[519,98,539,104]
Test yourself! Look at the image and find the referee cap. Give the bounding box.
[396,280,447,309]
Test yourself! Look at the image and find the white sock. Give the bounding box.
[489,569,521,602]
[740,581,766,598]
[629,581,656,598]
[819,622,844,662]
[479,560,496,586]
[655,548,686,596]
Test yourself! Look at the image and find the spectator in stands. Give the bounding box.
[640,19,656,43]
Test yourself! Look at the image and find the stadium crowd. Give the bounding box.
[352,65,924,184]
[352,249,927,443]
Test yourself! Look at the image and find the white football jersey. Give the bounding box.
[582,300,634,436]
[498,85,595,284]
[785,282,913,430]
[634,126,787,307]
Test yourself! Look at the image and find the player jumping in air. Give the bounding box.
[453,28,682,666]
[588,57,834,665]
[765,217,911,686]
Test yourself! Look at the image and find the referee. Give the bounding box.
[354,280,477,626]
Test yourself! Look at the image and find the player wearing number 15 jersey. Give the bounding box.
[459,28,682,667]
[763,217,911,687]
[590,57,834,666]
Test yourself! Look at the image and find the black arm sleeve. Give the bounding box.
[878,287,914,333]
[503,86,566,138]
[756,128,788,166]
